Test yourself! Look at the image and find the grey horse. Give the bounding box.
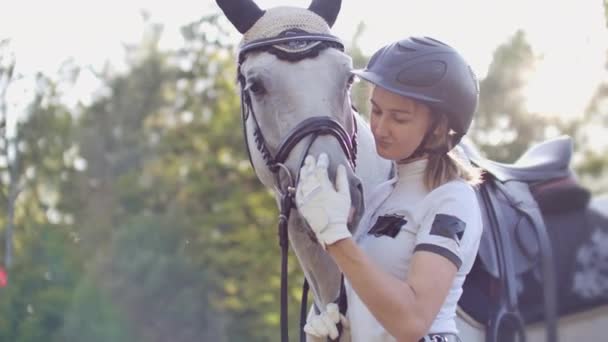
[216,0,391,340]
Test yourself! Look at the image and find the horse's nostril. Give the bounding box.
[350,178,363,197]
[349,178,364,211]
[356,180,363,194]
[347,178,364,232]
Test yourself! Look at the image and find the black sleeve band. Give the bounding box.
[414,243,462,269]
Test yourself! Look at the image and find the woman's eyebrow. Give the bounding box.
[391,109,413,115]
[371,99,413,114]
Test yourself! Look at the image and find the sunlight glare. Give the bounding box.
[521,0,607,120]
[1,0,607,123]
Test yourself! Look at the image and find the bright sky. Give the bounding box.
[1,0,607,124]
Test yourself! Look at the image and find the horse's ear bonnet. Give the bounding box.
[216,0,342,53]
[241,7,331,47]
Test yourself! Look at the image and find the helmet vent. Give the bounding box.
[397,60,447,87]
[468,65,479,93]
[397,42,417,53]
[411,37,437,47]
[425,36,449,46]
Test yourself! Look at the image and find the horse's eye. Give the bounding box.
[347,75,355,87]
[246,79,266,95]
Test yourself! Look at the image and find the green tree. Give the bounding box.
[158,16,306,341]
[605,0,608,29]
[57,20,230,341]
[1,39,19,269]
[50,14,307,341]
[348,22,373,119]
[470,30,555,162]
[0,222,129,342]
[569,0,608,192]
[104,215,223,342]
[0,46,131,339]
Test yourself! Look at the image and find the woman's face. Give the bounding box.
[370,86,433,161]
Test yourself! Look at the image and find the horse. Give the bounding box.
[216,0,392,341]
[216,1,608,341]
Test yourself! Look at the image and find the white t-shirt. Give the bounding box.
[345,158,482,341]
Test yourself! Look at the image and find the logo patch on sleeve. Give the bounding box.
[368,214,407,238]
[430,214,466,242]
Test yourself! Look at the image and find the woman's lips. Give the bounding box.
[375,140,391,150]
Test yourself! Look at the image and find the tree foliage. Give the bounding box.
[1,9,608,342]
[469,30,556,162]
[349,22,373,119]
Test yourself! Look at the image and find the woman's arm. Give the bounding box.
[327,239,457,342]
[294,154,474,340]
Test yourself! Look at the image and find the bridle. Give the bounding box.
[238,32,356,342]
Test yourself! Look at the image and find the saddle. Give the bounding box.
[458,136,591,342]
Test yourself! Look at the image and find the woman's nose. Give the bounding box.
[373,115,390,138]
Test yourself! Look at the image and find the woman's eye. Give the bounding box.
[394,116,412,124]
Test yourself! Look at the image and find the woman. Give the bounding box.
[296,36,483,342]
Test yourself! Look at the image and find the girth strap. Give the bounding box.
[480,183,527,342]
[481,180,557,342]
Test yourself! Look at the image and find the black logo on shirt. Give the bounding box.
[430,214,466,242]
[368,214,407,238]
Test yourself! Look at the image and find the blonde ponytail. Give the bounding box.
[423,113,482,191]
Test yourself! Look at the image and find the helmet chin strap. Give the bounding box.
[450,132,466,147]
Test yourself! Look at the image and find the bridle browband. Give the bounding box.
[239,33,347,58]
[238,32,355,342]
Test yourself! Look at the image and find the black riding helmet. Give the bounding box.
[352,36,479,151]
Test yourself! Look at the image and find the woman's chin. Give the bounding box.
[376,148,394,161]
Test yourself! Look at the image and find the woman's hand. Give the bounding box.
[296,153,352,248]
[304,303,349,340]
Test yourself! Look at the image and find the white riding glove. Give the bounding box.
[304,303,349,340]
[296,153,352,248]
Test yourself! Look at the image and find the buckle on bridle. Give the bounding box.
[430,335,449,342]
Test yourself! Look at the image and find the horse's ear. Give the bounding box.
[308,0,342,28]
[216,0,265,34]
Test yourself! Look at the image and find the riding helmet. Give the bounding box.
[352,36,479,143]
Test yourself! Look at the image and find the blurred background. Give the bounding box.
[0,0,607,341]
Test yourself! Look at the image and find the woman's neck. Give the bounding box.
[396,154,428,165]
